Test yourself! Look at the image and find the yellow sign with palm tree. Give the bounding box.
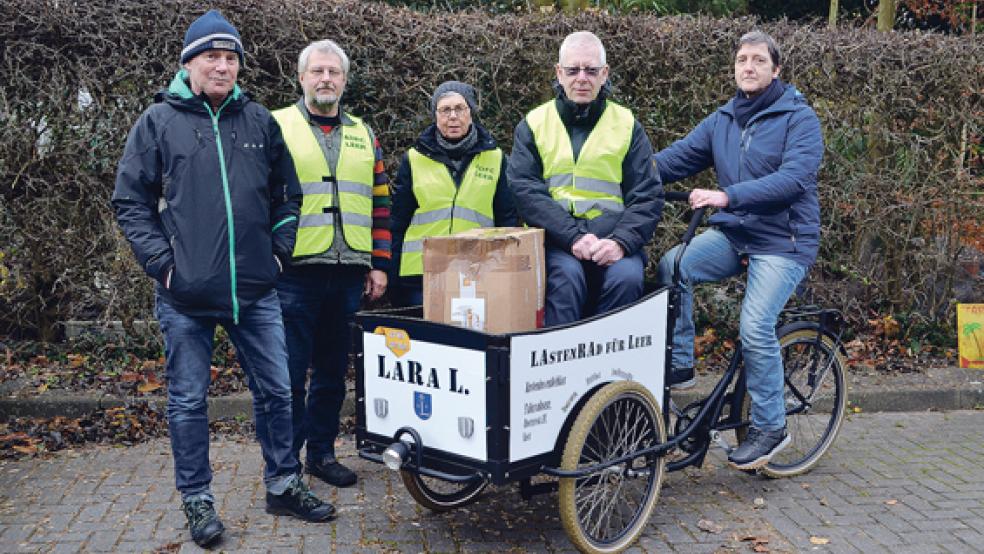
[958,304,984,369]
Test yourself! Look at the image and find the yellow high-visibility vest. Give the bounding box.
[526,100,633,219]
[272,105,374,256]
[400,148,502,276]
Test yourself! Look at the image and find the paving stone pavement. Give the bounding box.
[1,410,982,553]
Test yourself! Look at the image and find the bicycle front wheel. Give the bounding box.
[558,380,666,553]
[738,326,848,478]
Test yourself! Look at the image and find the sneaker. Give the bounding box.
[307,458,358,488]
[182,498,224,547]
[265,477,337,522]
[668,367,696,390]
[729,426,791,470]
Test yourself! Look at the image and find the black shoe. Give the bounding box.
[729,426,791,470]
[668,367,696,390]
[265,477,337,522]
[182,498,224,547]
[307,458,358,488]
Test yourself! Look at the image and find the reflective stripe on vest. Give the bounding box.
[526,100,633,220]
[399,147,502,276]
[272,105,375,257]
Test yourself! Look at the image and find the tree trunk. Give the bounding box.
[877,0,895,32]
[829,0,839,28]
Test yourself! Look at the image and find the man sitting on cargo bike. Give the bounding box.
[508,30,664,326]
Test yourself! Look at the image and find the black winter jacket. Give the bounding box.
[113,70,302,321]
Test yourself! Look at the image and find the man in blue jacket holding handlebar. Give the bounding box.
[654,31,823,470]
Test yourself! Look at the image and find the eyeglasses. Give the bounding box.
[561,65,604,77]
[307,67,343,79]
[436,105,470,118]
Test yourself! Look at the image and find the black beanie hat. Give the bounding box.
[180,10,244,65]
[430,81,479,120]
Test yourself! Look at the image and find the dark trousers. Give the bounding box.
[544,246,645,326]
[276,265,365,464]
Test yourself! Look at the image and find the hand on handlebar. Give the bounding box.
[689,189,729,209]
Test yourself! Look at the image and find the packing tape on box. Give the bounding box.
[423,253,532,274]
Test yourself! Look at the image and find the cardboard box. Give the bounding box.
[423,227,545,334]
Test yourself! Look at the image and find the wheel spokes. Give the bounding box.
[573,395,660,545]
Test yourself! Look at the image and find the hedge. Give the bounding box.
[0,0,980,340]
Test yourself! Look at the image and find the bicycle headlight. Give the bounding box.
[382,440,411,471]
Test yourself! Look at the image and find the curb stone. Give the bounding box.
[1,374,981,421]
[0,392,357,421]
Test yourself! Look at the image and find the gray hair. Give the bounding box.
[735,31,781,67]
[297,39,350,76]
[558,31,606,66]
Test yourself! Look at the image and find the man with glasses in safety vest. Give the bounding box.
[509,31,663,326]
[272,39,391,488]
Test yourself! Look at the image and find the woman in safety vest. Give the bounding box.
[390,81,517,306]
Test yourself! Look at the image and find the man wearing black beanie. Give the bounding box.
[113,9,335,548]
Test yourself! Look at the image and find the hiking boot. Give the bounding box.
[266,477,336,522]
[729,426,791,470]
[182,498,224,547]
[668,367,696,390]
[307,458,358,488]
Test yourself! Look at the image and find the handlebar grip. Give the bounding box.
[673,206,707,286]
[683,207,707,245]
[664,191,691,203]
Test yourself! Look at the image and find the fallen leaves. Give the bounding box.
[0,432,40,455]
[736,533,770,552]
[809,536,830,545]
[697,518,724,534]
[0,339,250,397]
[0,403,166,459]
[693,328,718,358]
[0,403,256,459]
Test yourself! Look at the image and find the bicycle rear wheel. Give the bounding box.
[738,326,847,478]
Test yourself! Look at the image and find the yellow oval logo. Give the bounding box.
[374,326,410,357]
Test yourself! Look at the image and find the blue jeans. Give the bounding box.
[545,246,645,326]
[155,289,299,501]
[276,265,365,465]
[656,228,807,431]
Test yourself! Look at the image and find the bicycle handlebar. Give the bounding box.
[664,191,691,203]
[664,190,706,286]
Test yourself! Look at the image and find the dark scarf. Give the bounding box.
[552,80,612,128]
[733,79,785,129]
[435,124,479,173]
[309,112,341,128]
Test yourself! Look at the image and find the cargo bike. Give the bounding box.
[355,196,848,553]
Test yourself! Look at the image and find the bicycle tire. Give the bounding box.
[736,326,847,478]
[558,381,666,553]
[401,471,487,512]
